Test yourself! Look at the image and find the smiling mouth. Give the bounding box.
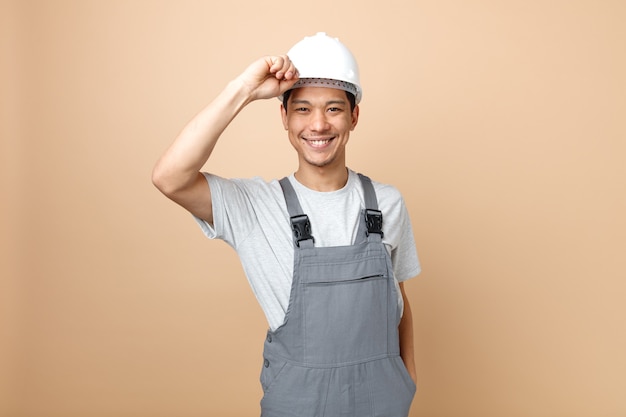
[305,137,334,148]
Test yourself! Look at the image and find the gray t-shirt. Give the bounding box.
[194,169,421,330]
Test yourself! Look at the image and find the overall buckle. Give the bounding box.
[365,209,384,237]
[290,215,314,247]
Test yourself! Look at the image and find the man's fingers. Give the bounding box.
[269,55,298,80]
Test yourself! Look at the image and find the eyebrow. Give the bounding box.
[290,99,347,106]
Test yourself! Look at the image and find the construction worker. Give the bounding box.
[153,32,421,416]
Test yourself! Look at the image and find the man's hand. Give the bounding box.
[237,55,300,101]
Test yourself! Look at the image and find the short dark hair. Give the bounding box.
[282,89,356,112]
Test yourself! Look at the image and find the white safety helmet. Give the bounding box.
[281,32,362,104]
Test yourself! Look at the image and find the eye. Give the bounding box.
[327,107,343,113]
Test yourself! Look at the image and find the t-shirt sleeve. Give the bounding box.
[192,174,218,239]
[192,173,258,249]
[377,185,421,282]
[390,200,421,282]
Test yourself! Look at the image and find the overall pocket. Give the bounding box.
[302,272,389,365]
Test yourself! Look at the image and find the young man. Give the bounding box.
[153,32,421,417]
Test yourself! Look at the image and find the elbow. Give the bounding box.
[151,163,166,192]
[151,163,180,198]
[152,162,202,200]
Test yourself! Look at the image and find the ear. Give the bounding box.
[350,105,360,131]
[280,103,288,130]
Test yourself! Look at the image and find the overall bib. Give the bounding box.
[259,174,416,417]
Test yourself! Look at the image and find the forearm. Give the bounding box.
[152,78,251,194]
[398,282,417,383]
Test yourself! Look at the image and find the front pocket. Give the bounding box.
[302,273,389,365]
[393,356,417,394]
[260,365,329,417]
[301,255,388,284]
[304,274,385,286]
[260,356,287,393]
[365,358,416,417]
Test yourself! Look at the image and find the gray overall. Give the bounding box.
[259,174,416,417]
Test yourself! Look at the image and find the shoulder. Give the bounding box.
[352,172,409,230]
[371,179,403,202]
[199,173,291,244]
[352,171,404,206]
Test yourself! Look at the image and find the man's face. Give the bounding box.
[281,86,359,171]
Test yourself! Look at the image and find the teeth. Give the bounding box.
[309,139,330,146]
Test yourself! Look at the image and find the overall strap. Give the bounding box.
[358,173,379,210]
[279,177,314,248]
[357,174,384,240]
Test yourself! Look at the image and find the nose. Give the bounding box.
[309,109,330,132]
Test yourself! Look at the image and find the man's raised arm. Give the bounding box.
[152,55,299,224]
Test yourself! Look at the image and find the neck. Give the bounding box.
[294,165,349,192]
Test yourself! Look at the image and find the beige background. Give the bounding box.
[2,0,625,416]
